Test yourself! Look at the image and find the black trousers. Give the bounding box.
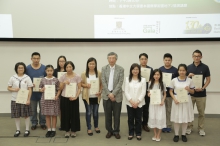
[60,96,80,132]
[127,105,143,136]
[142,95,150,125]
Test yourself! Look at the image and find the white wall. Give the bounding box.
[0,41,219,114]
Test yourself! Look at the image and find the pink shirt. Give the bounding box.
[59,73,82,97]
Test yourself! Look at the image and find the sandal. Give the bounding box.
[70,132,76,138]
[65,132,70,138]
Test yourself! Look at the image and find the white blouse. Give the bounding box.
[124,77,146,107]
[8,74,33,101]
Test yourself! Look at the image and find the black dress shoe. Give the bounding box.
[173,135,179,142]
[114,133,121,139]
[182,135,187,142]
[24,131,30,137]
[136,136,142,141]
[45,131,52,137]
[50,131,56,137]
[128,136,133,140]
[14,130,20,137]
[95,130,101,133]
[88,132,93,136]
[41,125,47,130]
[106,132,113,138]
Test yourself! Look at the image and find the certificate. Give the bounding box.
[90,79,99,95]
[16,89,29,104]
[192,75,203,89]
[65,83,76,97]
[150,89,161,105]
[33,78,42,92]
[176,88,188,103]
[162,73,172,87]
[44,85,55,100]
[141,68,151,82]
[58,72,66,79]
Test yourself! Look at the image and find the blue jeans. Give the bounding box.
[83,100,99,130]
[30,100,46,126]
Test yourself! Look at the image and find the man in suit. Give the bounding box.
[101,52,124,139]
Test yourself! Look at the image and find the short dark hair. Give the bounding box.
[86,57,98,78]
[45,64,54,71]
[178,64,187,72]
[139,53,148,59]
[192,50,202,56]
[14,62,26,74]
[163,53,172,59]
[57,55,67,71]
[64,61,75,71]
[31,52,41,57]
[129,63,141,82]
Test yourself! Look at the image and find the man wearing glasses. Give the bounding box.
[186,50,211,136]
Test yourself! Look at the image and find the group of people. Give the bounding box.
[7,50,210,143]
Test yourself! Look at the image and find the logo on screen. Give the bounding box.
[184,21,212,34]
[214,24,220,34]
[116,21,122,29]
[143,21,160,34]
[107,20,130,35]
[214,0,220,3]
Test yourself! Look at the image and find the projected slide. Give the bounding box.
[0,0,220,39]
[0,14,13,38]
[94,14,220,38]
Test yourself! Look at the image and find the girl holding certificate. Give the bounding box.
[53,55,67,78]
[81,57,102,136]
[39,65,60,137]
[169,64,195,142]
[59,61,81,138]
[7,62,33,137]
[53,55,67,130]
[125,63,146,141]
[148,69,166,142]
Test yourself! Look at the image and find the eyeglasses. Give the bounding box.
[193,56,201,58]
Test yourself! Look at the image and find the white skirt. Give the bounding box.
[148,104,166,129]
[171,95,194,123]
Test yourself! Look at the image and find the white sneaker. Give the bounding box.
[186,129,192,135]
[199,129,205,136]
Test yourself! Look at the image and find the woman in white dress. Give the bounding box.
[169,64,195,142]
[125,63,146,141]
[148,69,166,142]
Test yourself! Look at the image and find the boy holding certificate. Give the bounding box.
[7,62,33,137]
[159,53,178,133]
[169,64,195,142]
[39,65,60,137]
[147,69,166,142]
[186,50,211,136]
[139,53,153,132]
